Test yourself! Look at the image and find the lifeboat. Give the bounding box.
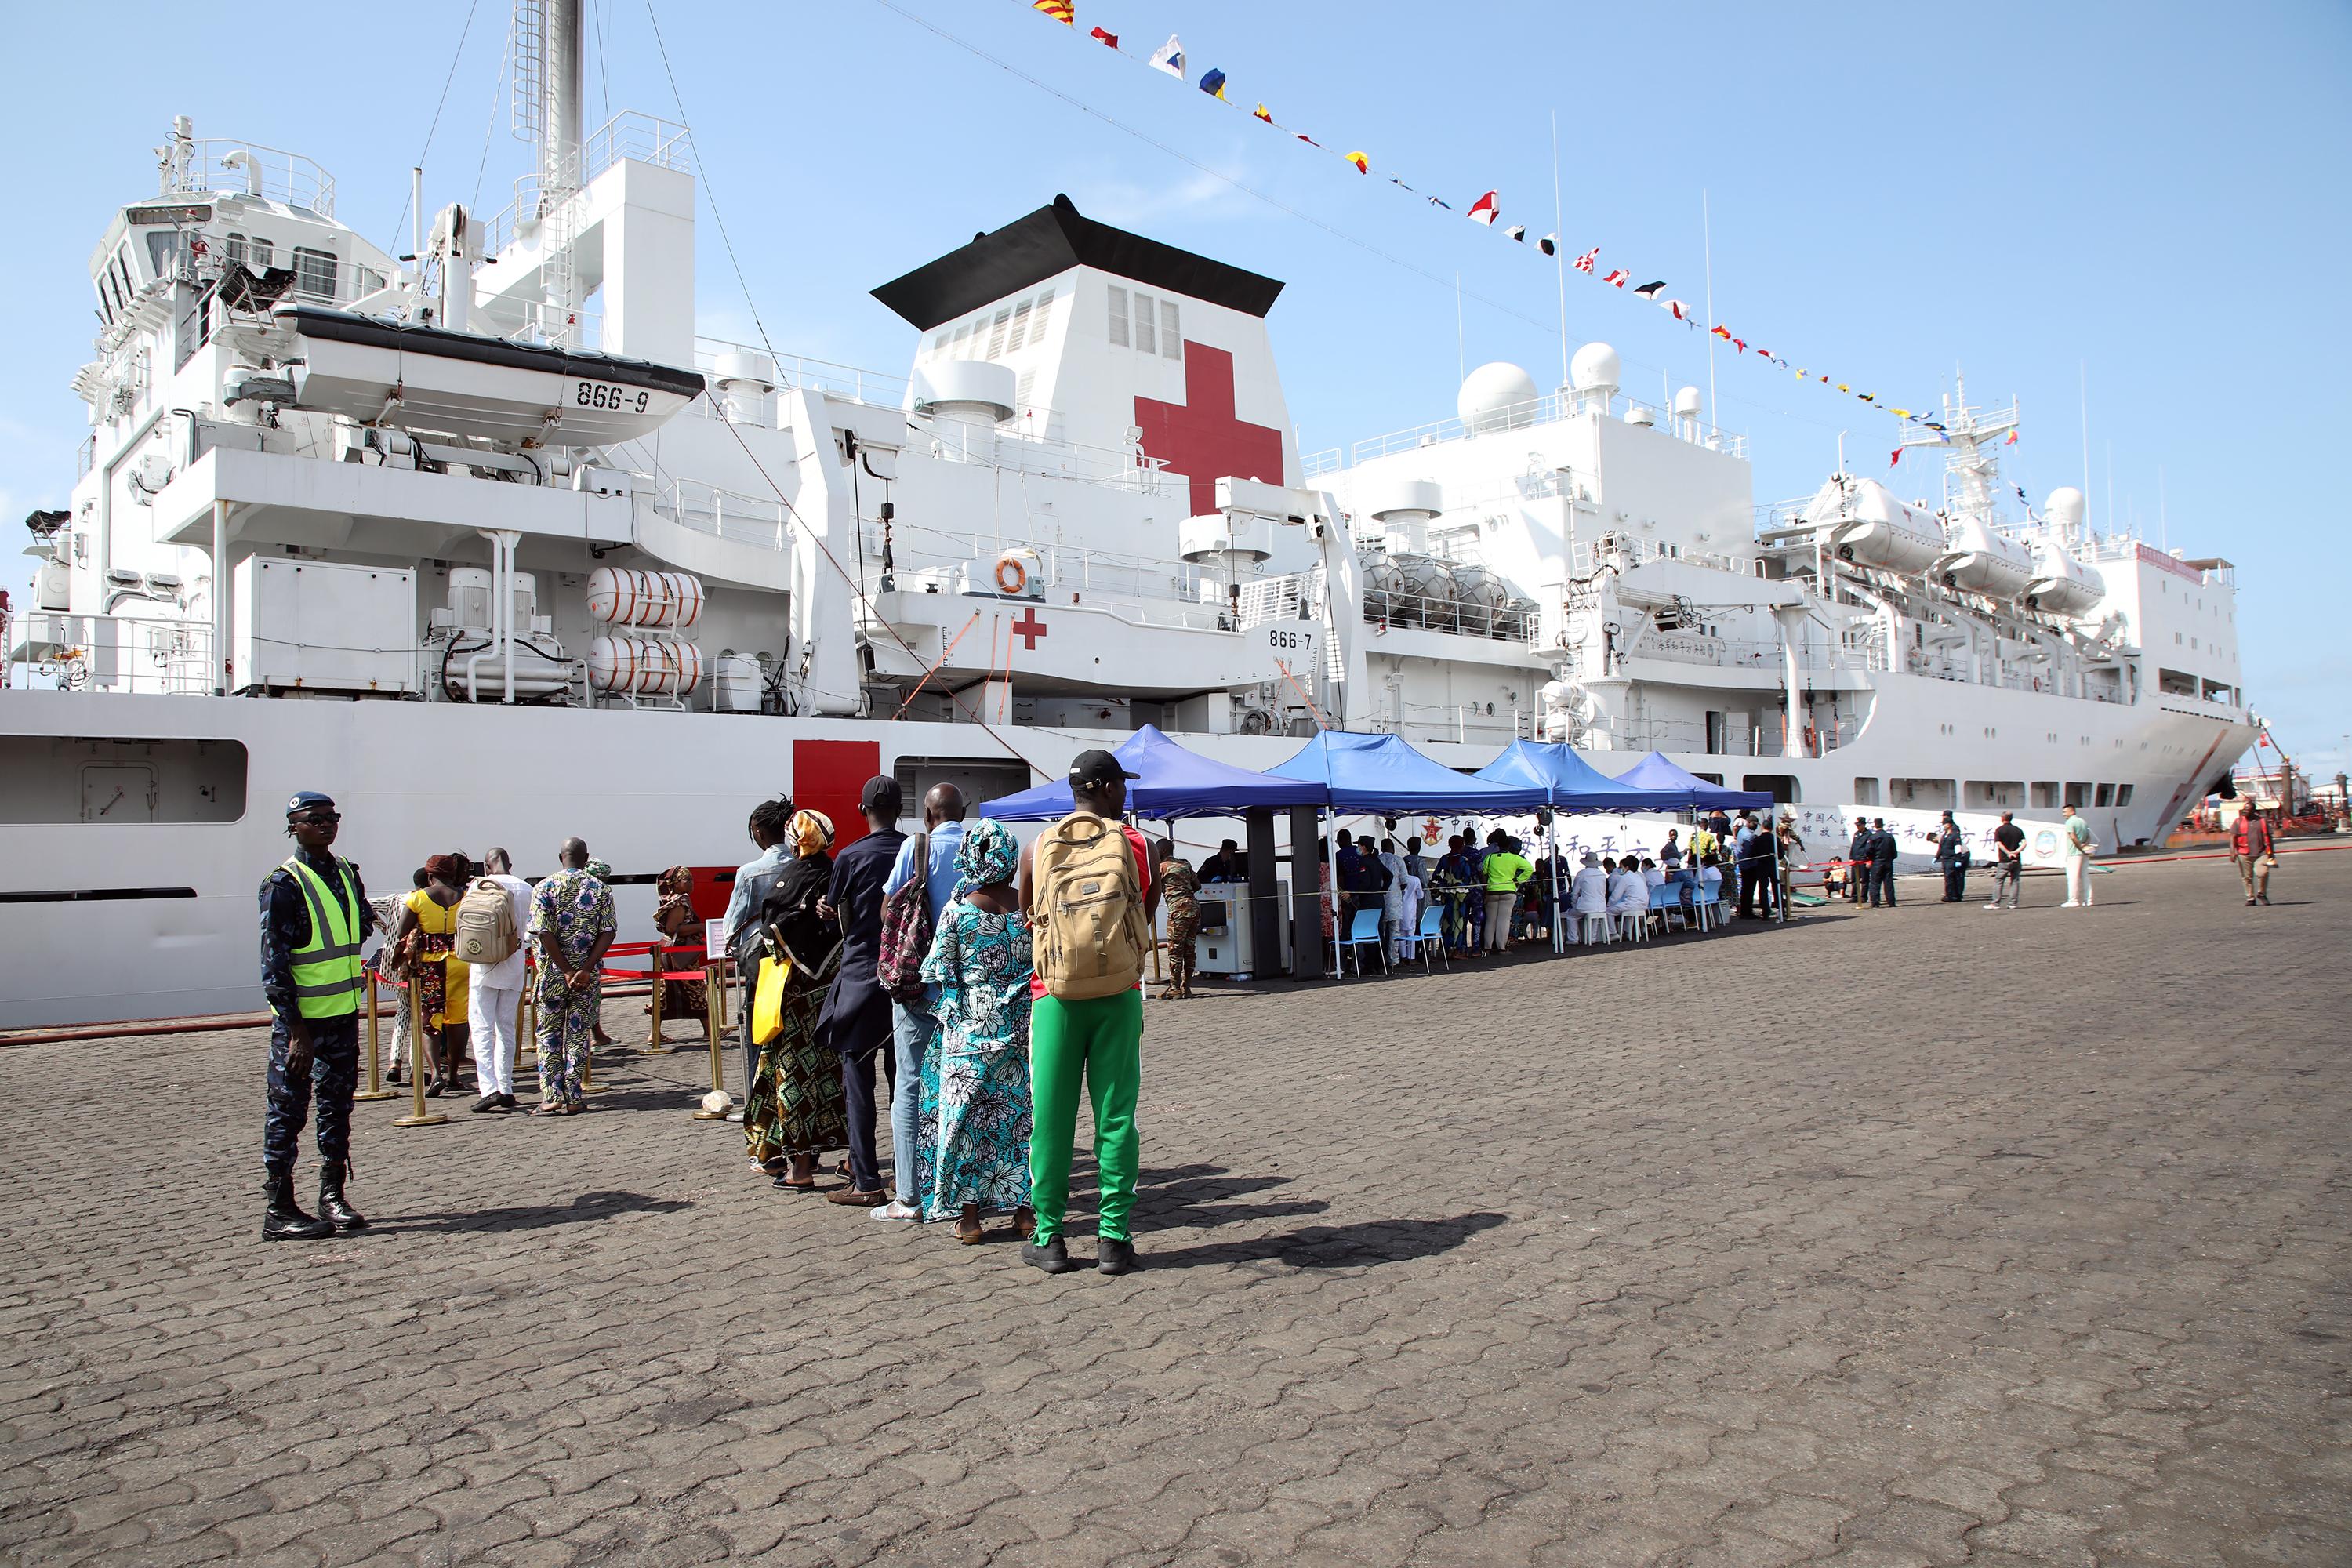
[1820,478,1947,575]
[1933,517,2036,598]
[278,304,703,448]
[2024,538,2106,616]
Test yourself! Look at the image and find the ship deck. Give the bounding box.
[2,851,2347,1565]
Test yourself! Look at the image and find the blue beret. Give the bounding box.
[285,790,337,816]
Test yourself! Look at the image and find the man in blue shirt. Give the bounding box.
[873,783,965,1221]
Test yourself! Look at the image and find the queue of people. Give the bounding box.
[718,750,1156,1276]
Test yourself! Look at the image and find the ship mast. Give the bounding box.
[511,0,586,343]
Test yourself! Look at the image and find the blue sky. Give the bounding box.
[6,2,2347,775]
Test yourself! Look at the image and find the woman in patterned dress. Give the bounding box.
[651,865,710,1044]
[916,819,1036,1244]
[394,855,471,1095]
[743,811,848,1188]
[1156,844,1200,1000]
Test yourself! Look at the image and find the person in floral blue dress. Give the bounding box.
[527,839,615,1115]
[916,819,1036,1244]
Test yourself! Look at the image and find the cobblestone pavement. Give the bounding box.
[2,852,2347,1567]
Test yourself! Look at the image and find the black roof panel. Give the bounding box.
[870,194,1284,331]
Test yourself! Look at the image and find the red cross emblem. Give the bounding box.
[1133,342,1286,516]
[1010,608,1047,651]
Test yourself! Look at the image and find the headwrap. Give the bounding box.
[789,808,835,858]
[658,864,692,896]
[583,858,612,879]
[956,818,1020,888]
[423,853,466,884]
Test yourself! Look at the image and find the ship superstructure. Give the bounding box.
[2,2,2254,1026]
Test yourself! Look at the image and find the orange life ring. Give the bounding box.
[994,557,1028,595]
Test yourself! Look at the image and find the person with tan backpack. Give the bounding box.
[1017,750,1157,1276]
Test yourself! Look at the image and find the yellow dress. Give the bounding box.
[405,887,471,1029]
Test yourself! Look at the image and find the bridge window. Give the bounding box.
[1160,298,1181,361]
[1106,285,1129,347]
[1133,291,1158,354]
[292,245,337,300]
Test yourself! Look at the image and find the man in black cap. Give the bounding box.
[1018,749,1156,1276]
[258,791,376,1240]
[817,775,909,1205]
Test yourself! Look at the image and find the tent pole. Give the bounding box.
[1548,811,1564,954]
[1325,811,1343,978]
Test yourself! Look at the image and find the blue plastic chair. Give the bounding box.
[1408,905,1448,973]
[1649,882,1686,935]
[1334,906,1389,978]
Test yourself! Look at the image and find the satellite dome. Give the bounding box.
[2044,486,2087,528]
[1569,342,1622,394]
[1457,361,1540,434]
[1672,385,1704,418]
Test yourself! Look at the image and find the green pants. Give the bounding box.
[1028,990,1142,1243]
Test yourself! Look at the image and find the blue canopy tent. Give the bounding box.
[1474,739,1694,952]
[1472,739,1669,814]
[1604,752,1776,812]
[978,724,1327,821]
[1266,731,1549,815]
[1268,732,1551,972]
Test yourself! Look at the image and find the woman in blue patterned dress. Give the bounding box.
[916,819,1036,1245]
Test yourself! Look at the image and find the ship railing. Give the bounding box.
[1754,496,1820,535]
[170,139,336,216]
[913,416,1181,497]
[872,562,1232,633]
[8,612,216,697]
[477,111,691,257]
[646,475,793,550]
[1621,628,1873,675]
[78,434,96,478]
[1363,589,1534,643]
[477,297,604,350]
[1570,535,1765,579]
[1300,446,1343,481]
[1340,391,1745,468]
[691,337,911,408]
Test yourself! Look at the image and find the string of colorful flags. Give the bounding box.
[1024,0,1946,435]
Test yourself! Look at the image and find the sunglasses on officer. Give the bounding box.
[289,811,342,826]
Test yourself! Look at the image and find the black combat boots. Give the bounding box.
[262,1174,335,1241]
[318,1160,369,1231]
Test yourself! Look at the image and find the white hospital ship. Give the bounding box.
[1,2,2255,1026]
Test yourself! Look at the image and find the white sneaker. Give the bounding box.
[2060,901,2081,908]
[873,1200,922,1222]
[1982,902,2000,909]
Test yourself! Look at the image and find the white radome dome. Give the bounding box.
[1457,361,1541,433]
[1672,385,1704,418]
[2043,486,2087,528]
[1569,342,1622,394]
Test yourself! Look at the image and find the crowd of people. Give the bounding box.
[1311,808,1801,963]
[251,773,2290,1249]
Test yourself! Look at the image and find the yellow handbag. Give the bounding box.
[751,953,793,1044]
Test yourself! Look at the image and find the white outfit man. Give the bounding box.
[2060,805,2095,908]
[466,851,534,1113]
[1567,854,1610,942]
[1606,864,1650,933]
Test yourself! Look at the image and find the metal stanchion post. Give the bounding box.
[715,956,728,1030]
[693,960,729,1120]
[391,982,448,1127]
[643,942,673,1054]
[356,975,397,1102]
[579,970,612,1094]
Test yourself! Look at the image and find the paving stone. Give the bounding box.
[0,854,2346,1565]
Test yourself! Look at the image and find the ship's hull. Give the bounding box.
[0,681,2249,1028]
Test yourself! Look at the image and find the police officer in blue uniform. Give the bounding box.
[259,791,376,1240]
